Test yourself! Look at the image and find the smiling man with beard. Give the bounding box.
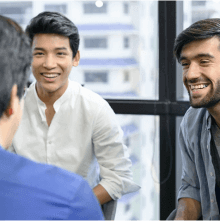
[173,19,220,220]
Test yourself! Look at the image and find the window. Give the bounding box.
[44,4,67,14]
[83,2,107,14]
[124,2,129,14]
[84,71,108,83]
[0,2,32,25]
[124,71,129,82]
[191,1,206,6]
[124,37,129,48]
[84,37,107,49]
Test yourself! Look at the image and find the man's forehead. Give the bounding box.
[32,33,70,47]
[180,37,220,58]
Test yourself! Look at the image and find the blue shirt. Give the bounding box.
[0,145,104,220]
[178,107,220,220]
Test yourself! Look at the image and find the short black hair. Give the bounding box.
[174,18,220,62]
[25,11,80,58]
[0,15,32,118]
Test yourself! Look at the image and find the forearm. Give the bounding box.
[93,184,113,205]
[175,198,202,220]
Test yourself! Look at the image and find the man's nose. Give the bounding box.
[43,55,56,69]
[185,62,200,81]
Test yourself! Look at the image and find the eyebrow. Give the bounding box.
[179,53,215,62]
[33,47,68,51]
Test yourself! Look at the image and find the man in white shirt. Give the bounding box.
[10,11,140,218]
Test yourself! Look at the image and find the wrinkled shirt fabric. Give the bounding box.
[10,80,140,200]
[0,145,104,220]
[178,107,220,220]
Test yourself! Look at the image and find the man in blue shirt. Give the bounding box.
[0,15,104,220]
[173,18,220,220]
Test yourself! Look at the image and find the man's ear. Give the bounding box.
[5,85,18,118]
[72,51,80,67]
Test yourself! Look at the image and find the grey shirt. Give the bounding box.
[178,107,220,220]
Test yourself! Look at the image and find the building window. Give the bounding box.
[124,71,129,82]
[124,2,129,14]
[0,3,32,25]
[84,37,107,49]
[192,1,206,6]
[84,71,108,83]
[83,2,107,14]
[44,4,67,14]
[124,37,129,48]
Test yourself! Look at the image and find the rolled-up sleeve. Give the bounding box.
[92,102,140,200]
[177,118,201,203]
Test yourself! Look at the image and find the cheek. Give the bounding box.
[182,72,187,82]
[61,61,73,74]
[31,59,41,73]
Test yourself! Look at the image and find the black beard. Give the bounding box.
[189,82,220,108]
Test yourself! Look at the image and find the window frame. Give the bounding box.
[105,2,189,219]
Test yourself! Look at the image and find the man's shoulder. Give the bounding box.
[181,107,207,135]
[0,148,85,200]
[184,107,207,122]
[69,80,108,106]
[0,147,103,220]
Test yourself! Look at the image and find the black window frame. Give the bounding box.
[104,2,189,219]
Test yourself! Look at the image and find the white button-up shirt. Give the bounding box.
[10,80,140,200]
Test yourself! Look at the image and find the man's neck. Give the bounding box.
[36,81,68,107]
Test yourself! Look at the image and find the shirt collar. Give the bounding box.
[34,79,71,122]
[206,109,212,130]
[34,84,47,122]
[53,80,71,113]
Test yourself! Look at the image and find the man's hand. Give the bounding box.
[93,184,113,205]
[175,198,202,220]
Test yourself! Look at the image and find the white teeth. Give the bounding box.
[191,84,208,90]
[43,74,59,78]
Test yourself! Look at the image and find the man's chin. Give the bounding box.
[190,99,220,109]
[190,97,208,108]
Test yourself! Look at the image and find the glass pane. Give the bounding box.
[83,1,108,14]
[0,0,158,100]
[0,1,32,29]
[176,0,220,101]
[84,37,108,48]
[44,4,67,14]
[75,1,159,100]
[115,114,159,220]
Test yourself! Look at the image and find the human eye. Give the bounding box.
[57,51,66,56]
[200,59,210,65]
[180,61,189,68]
[33,52,44,56]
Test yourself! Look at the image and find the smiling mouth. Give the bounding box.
[190,84,209,91]
[41,73,60,78]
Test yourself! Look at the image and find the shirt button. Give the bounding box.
[210,172,214,176]
[211,199,214,203]
[207,145,209,149]
[48,141,52,144]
